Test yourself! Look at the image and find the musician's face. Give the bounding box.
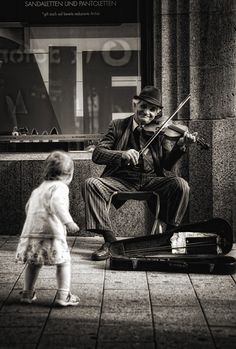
[133,100,162,125]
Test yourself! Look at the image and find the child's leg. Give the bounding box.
[56,261,71,291]
[55,261,79,306]
[20,263,42,303]
[24,263,42,291]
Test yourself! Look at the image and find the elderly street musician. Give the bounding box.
[83,86,197,261]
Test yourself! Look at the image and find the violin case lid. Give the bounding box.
[109,218,236,274]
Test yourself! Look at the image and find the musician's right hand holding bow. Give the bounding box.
[122,149,140,166]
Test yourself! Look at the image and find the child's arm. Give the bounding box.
[50,183,80,231]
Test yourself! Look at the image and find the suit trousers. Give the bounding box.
[82,172,190,234]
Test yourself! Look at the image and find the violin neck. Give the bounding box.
[168,124,185,135]
[169,123,209,150]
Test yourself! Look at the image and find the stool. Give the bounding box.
[110,191,162,235]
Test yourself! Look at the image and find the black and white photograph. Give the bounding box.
[0,0,235,348]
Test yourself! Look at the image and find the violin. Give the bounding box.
[139,94,210,156]
[143,122,210,150]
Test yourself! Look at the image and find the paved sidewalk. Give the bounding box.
[0,235,235,349]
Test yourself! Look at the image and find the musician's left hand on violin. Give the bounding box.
[177,130,198,148]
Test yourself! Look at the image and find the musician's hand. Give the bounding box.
[122,149,140,166]
[177,131,197,148]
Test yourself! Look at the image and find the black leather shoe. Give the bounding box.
[91,242,111,261]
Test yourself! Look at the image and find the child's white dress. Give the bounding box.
[16,180,73,265]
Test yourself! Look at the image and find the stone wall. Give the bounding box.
[153,0,236,238]
[0,153,153,236]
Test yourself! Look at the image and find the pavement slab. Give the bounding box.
[100,311,153,326]
[0,327,42,345]
[149,283,199,306]
[211,326,236,349]
[98,324,154,342]
[152,306,207,327]
[0,236,235,349]
[102,289,151,313]
[154,327,215,349]
[50,305,101,324]
[97,342,155,349]
[104,270,148,290]
[202,303,236,326]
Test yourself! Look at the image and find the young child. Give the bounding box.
[16,151,80,306]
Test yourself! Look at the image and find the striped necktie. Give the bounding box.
[134,126,154,172]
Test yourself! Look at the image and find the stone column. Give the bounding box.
[189,0,236,235]
[154,0,190,117]
[159,0,178,117]
[153,0,236,236]
[154,0,191,197]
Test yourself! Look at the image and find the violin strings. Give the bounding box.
[126,240,216,253]
[124,241,218,256]
[127,254,217,260]
[126,242,217,256]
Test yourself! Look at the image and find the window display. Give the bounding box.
[0,0,152,151]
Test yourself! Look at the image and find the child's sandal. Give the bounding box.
[55,291,80,307]
[20,290,37,304]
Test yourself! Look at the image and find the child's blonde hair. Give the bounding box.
[42,151,74,181]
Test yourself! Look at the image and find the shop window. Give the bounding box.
[0,0,153,149]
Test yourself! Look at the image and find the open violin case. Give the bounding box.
[109,218,236,274]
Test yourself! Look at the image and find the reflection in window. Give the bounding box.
[0,24,141,135]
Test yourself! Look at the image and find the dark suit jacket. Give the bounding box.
[92,115,185,178]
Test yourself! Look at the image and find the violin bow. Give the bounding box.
[139,94,191,156]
